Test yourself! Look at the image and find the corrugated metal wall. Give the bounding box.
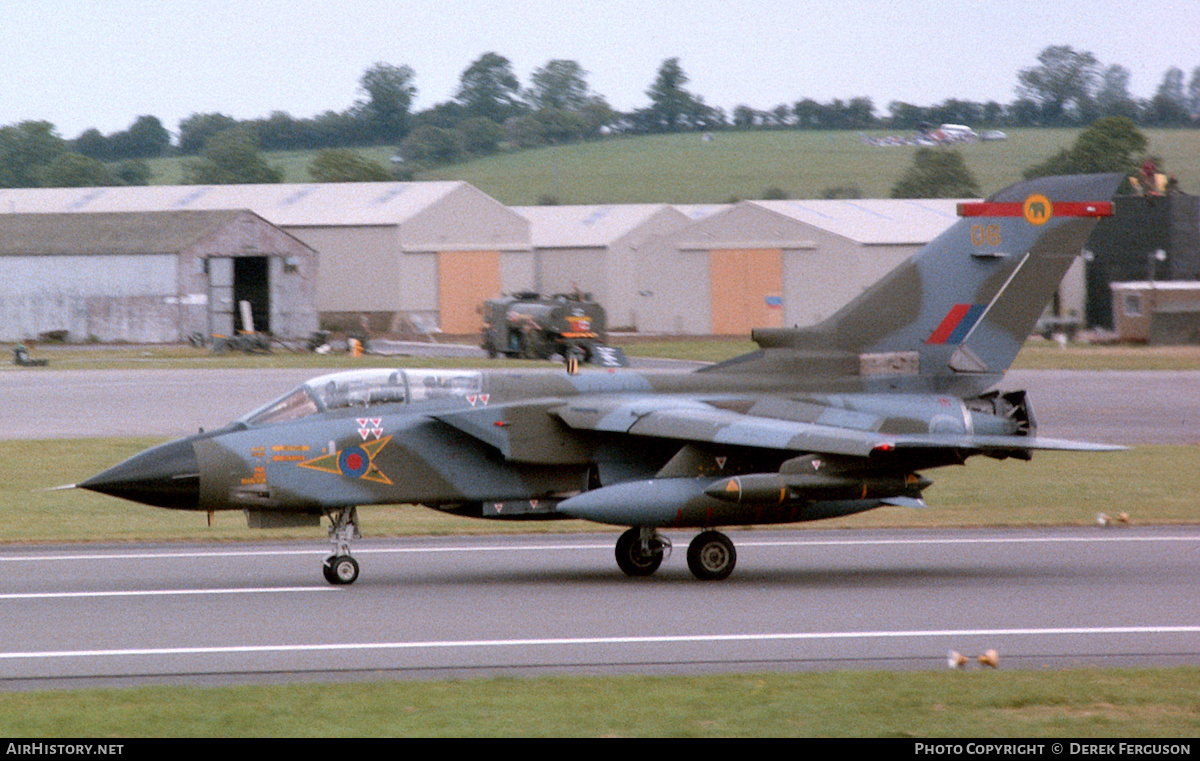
[0,254,178,342]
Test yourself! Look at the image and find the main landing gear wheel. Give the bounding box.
[323,555,359,585]
[687,530,736,581]
[615,527,669,577]
[323,506,362,586]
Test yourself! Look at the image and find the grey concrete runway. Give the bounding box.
[2,365,1198,443]
[2,527,1198,690]
[2,362,1197,689]
[0,353,701,440]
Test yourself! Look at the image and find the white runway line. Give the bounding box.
[2,624,1199,661]
[1,533,1197,564]
[0,586,337,600]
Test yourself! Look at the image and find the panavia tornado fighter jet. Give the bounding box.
[80,174,1124,584]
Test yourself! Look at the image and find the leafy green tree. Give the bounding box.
[308,148,391,182]
[182,127,282,184]
[768,105,792,127]
[1016,45,1100,125]
[70,116,169,163]
[412,101,466,131]
[359,62,418,143]
[837,97,876,128]
[886,102,923,129]
[309,109,375,148]
[455,52,523,124]
[1023,116,1147,179]
[927,99,979,127]
[503,114,545,149]
[642,58,708,132]
[527,60,591,112]
[534,108,588,144]
[38,152,119,187]
[116,159,152,186]
[72,128,110,160]
[249,111,317,151]
[1188,66,1200,120]
[456,116,504,155]
[110,115,170,159]
[398,125,460,166]
[178,112,240,154]
[0,121,68,187]
[1095,65,1139,120]
[891,148,979,198]
[733,105,760,128]
[1007,98,1042,127]
[793,98,824,128]
[1148,67,1191,125]
[577,96,618,138]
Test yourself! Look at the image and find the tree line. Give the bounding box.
[1,45,1197,189]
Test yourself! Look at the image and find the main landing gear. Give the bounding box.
[615,527,671,576]
[323,506,361,585]
[614,527,737,581]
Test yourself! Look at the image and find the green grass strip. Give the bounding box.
[2,668,1198,737]
[3,440,1196,543]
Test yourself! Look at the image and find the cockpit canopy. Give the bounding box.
[239,369,483,427]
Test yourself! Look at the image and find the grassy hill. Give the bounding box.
[146,128,1200,205]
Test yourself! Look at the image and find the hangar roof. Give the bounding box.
[673,204,732,222]
[0,210,270,256]
[749,198,966,245]
[512,204,686,247]
[0,181,489,228]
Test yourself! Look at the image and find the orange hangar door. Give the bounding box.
[709,248,783,335]
[438,250,501,335]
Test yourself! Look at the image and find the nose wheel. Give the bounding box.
[323,507,361,585]
[323,554,360,585]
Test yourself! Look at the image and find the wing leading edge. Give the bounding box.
[552,396,1122,460]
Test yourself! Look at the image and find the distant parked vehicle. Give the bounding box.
[480,292,627,367]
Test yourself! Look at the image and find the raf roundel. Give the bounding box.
[338,446,371,478]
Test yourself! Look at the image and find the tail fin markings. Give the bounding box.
[705,174,1124,387]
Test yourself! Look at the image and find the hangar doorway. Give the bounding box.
[438,250,500,334]
[207,255,271,337]
[709,248,783,334]
[234,256,271,333]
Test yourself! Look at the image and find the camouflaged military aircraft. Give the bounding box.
[79,174,1124,584]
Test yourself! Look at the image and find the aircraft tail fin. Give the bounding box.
[709,174,1123,387]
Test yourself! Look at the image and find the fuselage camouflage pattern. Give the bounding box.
[80,173,1126,582]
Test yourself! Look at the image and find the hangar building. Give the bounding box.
[0,183,1017,342]
[638,198,964,334]
[0,182,530,335]
[0,210,316,343]
[512,204,698,330]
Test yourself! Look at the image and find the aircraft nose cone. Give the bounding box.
[78,438,200,509]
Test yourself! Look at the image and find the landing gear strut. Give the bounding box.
[323,506,361,585]
[613,527,739,580]
[615,527,671,577]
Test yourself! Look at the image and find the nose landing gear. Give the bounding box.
[323,506,361,585]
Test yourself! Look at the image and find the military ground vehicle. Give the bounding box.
[480,292,627,367]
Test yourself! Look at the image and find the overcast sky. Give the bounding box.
[5,0,1198,139]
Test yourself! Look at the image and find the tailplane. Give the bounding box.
[707,173,1122,389]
